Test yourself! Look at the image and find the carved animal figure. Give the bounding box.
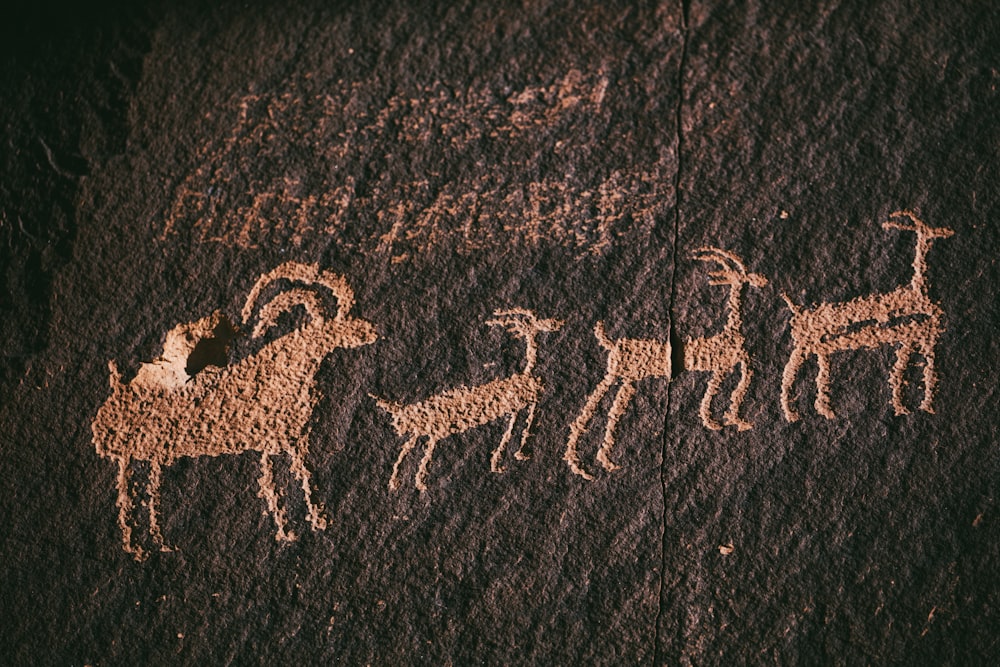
[375,309,563,492]
[564,322,671,480]
[781,211,953,421]
[683,248,767,430]
[92,262,377,559]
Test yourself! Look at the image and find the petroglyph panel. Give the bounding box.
[160,73,671,257]
[94,211,956,559]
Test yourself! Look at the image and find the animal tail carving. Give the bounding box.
[241,262,357,337]
[781,293,802,317]
[370,394,401,420]
[108,360,122,388]
[594,321,613,350]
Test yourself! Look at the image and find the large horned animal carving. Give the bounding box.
[92,262,377,559]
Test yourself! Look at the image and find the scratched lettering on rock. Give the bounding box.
[160,72,670,258]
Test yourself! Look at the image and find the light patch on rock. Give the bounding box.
[92,262,377,560]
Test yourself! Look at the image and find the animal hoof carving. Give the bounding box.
[93,262,377,559]
[780,211,953,422]
[730,417,753,432]
[596,449,621,472]
[375,308,562,492]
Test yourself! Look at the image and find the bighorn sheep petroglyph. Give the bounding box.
[683,248,767,431]
[92,262,377,559]
[564,322,671,480]
[374,308,563,492]
[781,211,953,421]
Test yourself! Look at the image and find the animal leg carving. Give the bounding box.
[145,460,172,552]
[890,343,915,416]
[415,438,439,493]
[389,436,420,491]
[564,374,616,480]
[724,360,754,431]
[115,457,146,561]
[781,348,806,423]
[515,402,537,461]
[492,413,519,473]
[289,443,328,531]
[597,381,636,472]
[814,355,835,419]
[258,453,296,542]
[919,339,938,414]
[699,371,726,431]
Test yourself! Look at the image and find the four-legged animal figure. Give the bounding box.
[564,322,671,479]
[374,309,563,492]
[92,262,377,559]
[683,248,768,431]
[781,211,953,421]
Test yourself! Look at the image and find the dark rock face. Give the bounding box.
[1,1,997,664]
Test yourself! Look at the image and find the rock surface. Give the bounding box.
[1,1,997,664]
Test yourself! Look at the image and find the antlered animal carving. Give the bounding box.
[781,211,953,421]
[92,262,377,559]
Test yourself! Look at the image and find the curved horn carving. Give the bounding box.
[241,262,356,324]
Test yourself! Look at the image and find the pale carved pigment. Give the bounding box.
[564,322,671,480]
[161,72,668,258]
[683,248,768,431]
[93,211,955,558]
[781,211,953,421]
[375,309,562,492]
[92,262,376,559]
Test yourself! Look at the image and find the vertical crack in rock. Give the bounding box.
[655,0,690,663]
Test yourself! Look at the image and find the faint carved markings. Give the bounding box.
[160,72,670,257]
[92,262,376,559]
[564,322,671,480]
[781,211,953,421]
[373,169,668,261]
[683,248,768,431]
[374,309,562,492]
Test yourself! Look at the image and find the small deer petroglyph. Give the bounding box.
[781,211,953,421]
[683,248,767,431]
[374,309,563,492]
[563,322,671,479]
[92,262,377,559]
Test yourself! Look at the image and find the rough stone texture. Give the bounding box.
[1,0,997,664]
[663,3,1000,663]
